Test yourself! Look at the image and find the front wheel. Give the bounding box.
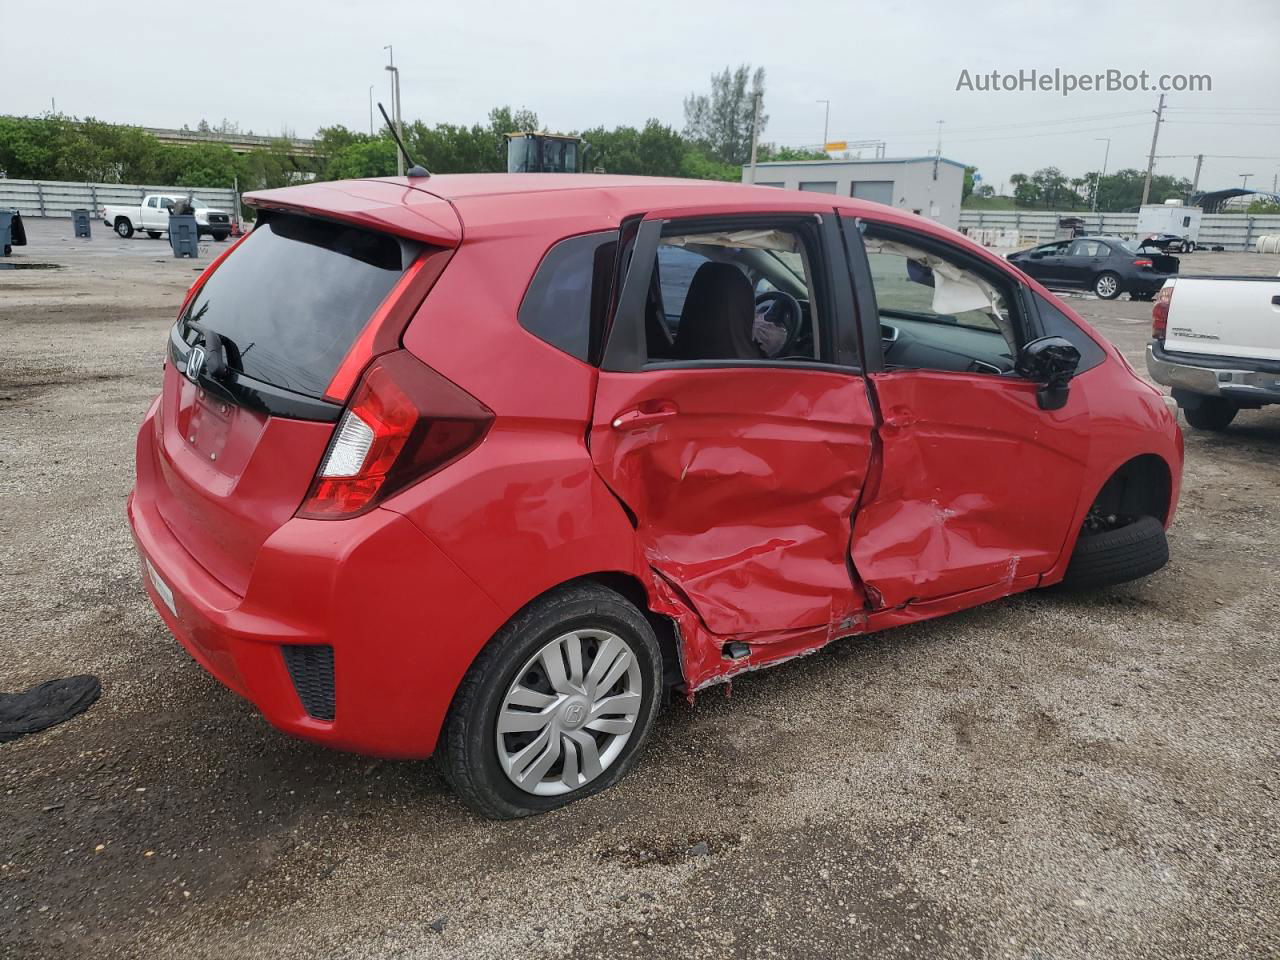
[1061,515,1169,591]
[114,218,134,239]
[440,583,664,819]
[211,232,229,242]
[1183,396,1238,431]
[1094,272,1121,299]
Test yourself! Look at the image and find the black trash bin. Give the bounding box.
[0,209,21,256]
[168,214,199,258]
[71,209,92,239]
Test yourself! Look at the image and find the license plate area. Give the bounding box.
[145,558,178,616]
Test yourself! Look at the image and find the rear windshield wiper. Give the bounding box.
[185,320,252,386]
[186,319,247,382]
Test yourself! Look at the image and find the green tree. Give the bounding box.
[578,120,685,176]
[683,65,766,166]
[760,145,827,162]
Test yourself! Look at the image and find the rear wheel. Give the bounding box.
[440,583,663,819]
[1183,396,1238,431]
[146,231,162,239]
[1094,272,1121,299]
[114,218,134,239]
[1061,515,1169,591]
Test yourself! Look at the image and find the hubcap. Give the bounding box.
[1097,275,1117,297]
[496,629,643,796]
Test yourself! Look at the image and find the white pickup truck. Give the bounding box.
[1146,273,1280,430]
[100,194,233,241]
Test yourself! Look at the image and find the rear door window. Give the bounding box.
[181,213,413,398]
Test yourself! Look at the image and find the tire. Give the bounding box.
[212,232,229,242]
[1061,515,1169,591]
[1131,291,1154,302]
[114,218,134,239]
[440,583,664,819]
[146,231,162,239]
[1093,271,1121,299]
[1183,396,1238,431]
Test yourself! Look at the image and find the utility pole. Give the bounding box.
[1140,93,1165,206]
[933,119,944,181]
[816,100,830,152]
[1092,137,1111,212]
[747,92,762,183]
[384,45,403,176]
[1191,154,1204,195]
[368,84,375,136]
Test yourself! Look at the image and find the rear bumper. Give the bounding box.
[1128,273,1172,294]
[1146,342,1280,406]
[128,406,505,758]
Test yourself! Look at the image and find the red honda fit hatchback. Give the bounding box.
[128,174,1182,818]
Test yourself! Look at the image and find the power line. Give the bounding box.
[773,119,1152,150]
[1165,120,1280,127]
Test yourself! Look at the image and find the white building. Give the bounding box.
[742,156,967,229]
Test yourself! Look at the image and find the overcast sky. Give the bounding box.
[4,0,1278,191]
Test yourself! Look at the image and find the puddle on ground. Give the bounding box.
[0,262,62,270]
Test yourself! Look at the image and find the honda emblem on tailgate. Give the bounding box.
[186,346,206,383]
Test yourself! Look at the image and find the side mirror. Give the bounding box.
[1015,335,1081,411]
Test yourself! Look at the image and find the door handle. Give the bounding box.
[611,401,678,429]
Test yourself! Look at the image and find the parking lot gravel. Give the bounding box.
[1,218,1277,960]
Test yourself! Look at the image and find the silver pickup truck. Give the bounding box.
[1146,273,1280,430]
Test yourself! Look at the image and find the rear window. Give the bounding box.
[181,214,412,397]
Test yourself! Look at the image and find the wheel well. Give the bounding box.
[574,573,684,693]
[1090,454,1172,524]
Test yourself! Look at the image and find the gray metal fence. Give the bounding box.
[959,210,1280,252]
[0,178,237,219]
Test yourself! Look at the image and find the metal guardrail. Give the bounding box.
[959,210,1280,252]
[0,178,237,218]
[141,127,322,157]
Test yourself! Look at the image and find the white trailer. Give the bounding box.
[1136,202,1202,252]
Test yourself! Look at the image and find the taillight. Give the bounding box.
[297,351,492,520]
[1134,258,1154,268]
[1152,285,1174,339]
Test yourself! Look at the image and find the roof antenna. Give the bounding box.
[377,101,430,178]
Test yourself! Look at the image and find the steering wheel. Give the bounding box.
[753,290,804,358]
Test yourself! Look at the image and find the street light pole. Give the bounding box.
[1239,173,1253,189]
[368,84,374,136]
[1092,137,1111,212]
[816,99,830,152]
[384,45,403,176]
[747,93,762,184]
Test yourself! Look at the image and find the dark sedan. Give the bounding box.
[1007,235,1178,301]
